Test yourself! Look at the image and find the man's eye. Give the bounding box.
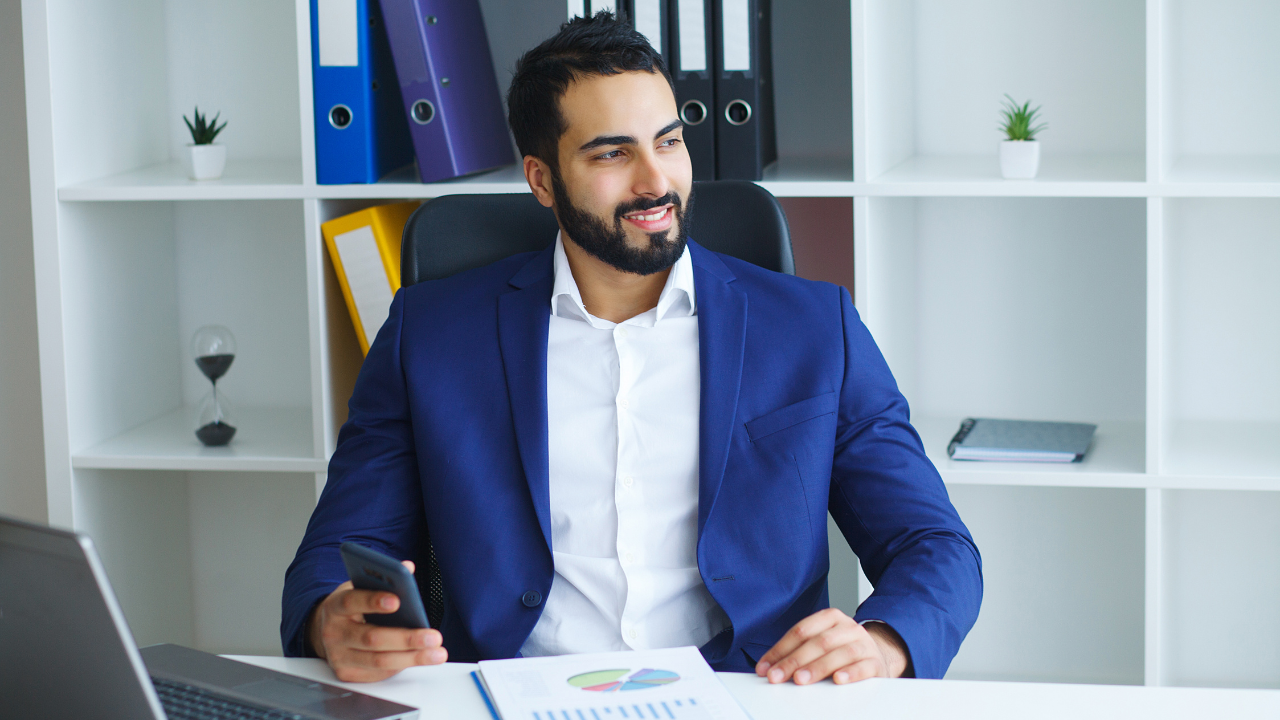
[598,150,623,160]
[659,138,681,148]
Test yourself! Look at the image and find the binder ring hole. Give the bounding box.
[680,99,708,126]
[328,104,353,130]
[412,100,436,125]
[725,100,752,126]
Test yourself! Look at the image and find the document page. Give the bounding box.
[476,646,751,720]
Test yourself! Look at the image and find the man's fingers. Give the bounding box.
[756,608,849,674]
[793,637,882,685]
[341,623,442,652]
[833,657,884,685]
[330,646,448,683]
[334,587,400,617]
[401,559,416,574]
[764,624,864,684]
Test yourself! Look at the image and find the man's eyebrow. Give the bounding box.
[577,119,684,153]
[654,119,683,139]
[579,134,636,152]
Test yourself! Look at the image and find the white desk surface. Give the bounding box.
[229,655,1280,719]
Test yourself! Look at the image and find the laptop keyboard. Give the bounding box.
[151,677,311,720]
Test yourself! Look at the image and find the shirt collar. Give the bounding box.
[551,231,696,328]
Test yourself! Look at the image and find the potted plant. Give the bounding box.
[183,106,228,180]
[998,95,1046,179]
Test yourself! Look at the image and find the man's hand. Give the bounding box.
[308,560,447,682]
[755,608,909,685]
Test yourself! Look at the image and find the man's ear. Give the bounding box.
[523,156,555,208]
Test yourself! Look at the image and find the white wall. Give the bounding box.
[0,0,47,523]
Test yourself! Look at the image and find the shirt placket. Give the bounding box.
[613,320,645,648]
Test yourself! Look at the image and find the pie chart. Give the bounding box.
[567,668,681,692]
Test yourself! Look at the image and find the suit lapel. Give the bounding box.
[690,243,747,536]
[498,248,555,552]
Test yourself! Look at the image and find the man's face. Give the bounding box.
[550,70,694,276]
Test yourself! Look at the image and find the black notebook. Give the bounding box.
[947,418,1096,463]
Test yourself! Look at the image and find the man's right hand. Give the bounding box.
[308,560,447,682]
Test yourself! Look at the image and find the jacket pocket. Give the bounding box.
[744,391,838,442]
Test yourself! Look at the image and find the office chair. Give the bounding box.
[398,180,794,628]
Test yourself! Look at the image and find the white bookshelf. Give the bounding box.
[20,0,1280,684]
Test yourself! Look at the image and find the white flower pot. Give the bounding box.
[186,143,227,180]
[1000,140,1040,179]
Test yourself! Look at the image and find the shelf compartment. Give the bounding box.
[917,417,1146,488]
[865,197,1147,439]
[1162,199,1280,479]
[73,468,317,655]
[73,406,322,473]
[943,485,1145,685]
[863,0,1145,182]
[1162,490,1280,689]
[1160,1,1280,183]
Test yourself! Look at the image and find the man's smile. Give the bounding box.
[622,204,674,232]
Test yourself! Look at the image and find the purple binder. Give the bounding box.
[378,0,515,183]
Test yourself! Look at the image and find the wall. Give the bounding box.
[0,0,47,523]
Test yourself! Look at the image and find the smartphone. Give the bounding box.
[339,541,431,629]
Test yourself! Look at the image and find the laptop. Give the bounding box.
[0,514,417,720]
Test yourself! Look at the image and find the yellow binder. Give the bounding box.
[321,201,420,355]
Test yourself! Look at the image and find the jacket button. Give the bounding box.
[521,590,542,607]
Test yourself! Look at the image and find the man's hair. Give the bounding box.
[506,11,673,170]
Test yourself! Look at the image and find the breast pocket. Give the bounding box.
[745,391,839,443]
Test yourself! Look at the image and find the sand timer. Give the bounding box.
[191,325,237,446]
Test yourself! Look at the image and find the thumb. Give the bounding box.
[401,559,416,574]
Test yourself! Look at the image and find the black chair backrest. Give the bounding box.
[400,180,793,287]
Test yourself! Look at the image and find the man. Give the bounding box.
[283,13,981,686]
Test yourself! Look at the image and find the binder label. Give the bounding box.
[678,0,707,72]
[634,0,663,53]
[721,0,751,72]
[318,0,358,67]
[334,225,394,346]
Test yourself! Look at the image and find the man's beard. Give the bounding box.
[550,170,693,276]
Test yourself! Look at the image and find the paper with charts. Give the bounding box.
[475,646,751,720]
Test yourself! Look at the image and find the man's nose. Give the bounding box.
[631,149,671,198]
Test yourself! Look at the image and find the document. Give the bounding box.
[473,646,751,720]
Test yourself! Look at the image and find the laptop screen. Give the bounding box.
[0,516,163,720]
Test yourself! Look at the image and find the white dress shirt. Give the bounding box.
[519,234,730,657]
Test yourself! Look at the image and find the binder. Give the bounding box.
[321,201,420,355]
[568,1,618,20]
[712,0,776,180]
[669,0,716,180]
[619,1,669,64]
[378,0,515,183]
[310,0,414,184]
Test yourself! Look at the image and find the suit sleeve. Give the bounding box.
[281,290,427,656]
[827,286,983,679]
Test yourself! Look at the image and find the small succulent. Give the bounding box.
[184,106,227,145]
[998,94,1046,141]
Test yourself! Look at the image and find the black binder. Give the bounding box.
[669,0,716,181]
[620,0,670,64]
[712,0,776,180]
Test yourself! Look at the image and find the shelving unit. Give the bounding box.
[20,0,1279,685]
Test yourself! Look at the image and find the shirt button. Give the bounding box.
[628,628,638,640]
[618,398,629,410]
[624,552,635,564]
[622,476,634,488]
[521,590,542,607]
[617,327,629,338]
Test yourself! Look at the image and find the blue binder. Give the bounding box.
[310,0,414,184]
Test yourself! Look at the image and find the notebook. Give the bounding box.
[947,418,1096,463]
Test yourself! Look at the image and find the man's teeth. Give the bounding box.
[628,208,668,222]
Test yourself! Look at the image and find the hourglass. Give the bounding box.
[191,325,237,446]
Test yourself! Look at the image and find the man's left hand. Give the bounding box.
[755,608,909,685]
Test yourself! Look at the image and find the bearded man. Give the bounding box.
[283,12,981,687]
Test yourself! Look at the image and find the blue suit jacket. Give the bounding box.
[282,241,981,679]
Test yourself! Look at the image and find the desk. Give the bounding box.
[229,656,1280,719]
